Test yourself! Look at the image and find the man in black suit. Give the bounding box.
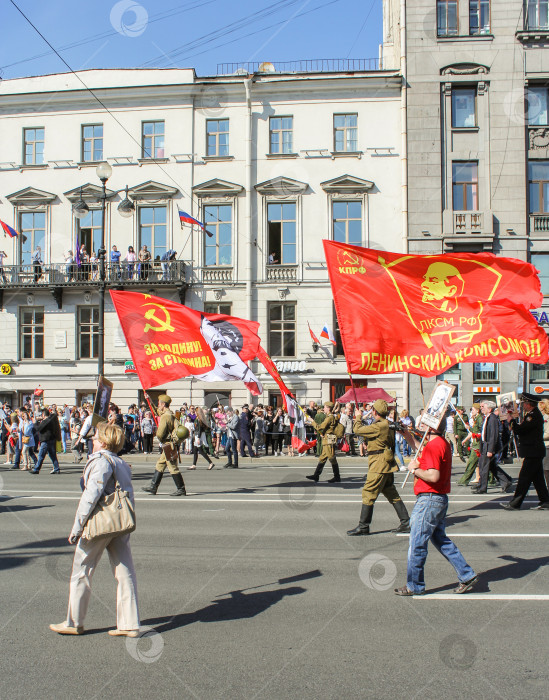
[471,400,512,494]
[30,407,62,475]
[502,393,549,511]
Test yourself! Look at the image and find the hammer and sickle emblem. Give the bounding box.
[143,302,175,333]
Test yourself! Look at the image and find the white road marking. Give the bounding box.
[416,594,549,600]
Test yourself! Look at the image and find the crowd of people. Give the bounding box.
[0,245,180,284]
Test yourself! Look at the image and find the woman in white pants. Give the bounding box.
[50,422,140,637]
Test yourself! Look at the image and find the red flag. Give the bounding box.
[324,241,548,378]
[307,322,321,346]
[257,346,293,405]
[110,291,262,393]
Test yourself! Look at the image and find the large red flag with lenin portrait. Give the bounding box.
[110,291,263,394]
[323,241,548,378]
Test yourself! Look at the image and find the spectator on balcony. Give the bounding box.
[110,245,121,280]
[268,252,279,265]
[64,250,75,281]
[138,245,151,280]
[161,249,177,280]
[78,244,89,281]
[32,246,43,283]
[0,249,7,283]
[125,246,136,280]
[89,250,99,280]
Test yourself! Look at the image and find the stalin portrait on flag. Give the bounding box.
[110,290,263,394]
[324,240,548,377]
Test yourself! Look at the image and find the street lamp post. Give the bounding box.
[72,164,135,381]
[96,161,113,378]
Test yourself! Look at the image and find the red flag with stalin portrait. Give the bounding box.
[323,241,548,378]
[110,291,263,394]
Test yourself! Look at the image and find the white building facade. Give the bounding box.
[0,65,405,409]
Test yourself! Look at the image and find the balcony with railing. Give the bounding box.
[216,58,380,75]
[0,260,187,287]
[201,267,233,284]
[454,211,483,235]
[529,213,549,233]
[266,264,298,282]
[442,210,494,250]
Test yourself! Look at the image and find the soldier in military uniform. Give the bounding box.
[347,399,410,536]
[453,407,469,462]
[305,402,341,483]
[458,403,483,486]
[502,392,549,511]
[142,394,186,497]
[313,405,326,458]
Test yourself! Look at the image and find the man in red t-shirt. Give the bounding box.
[394,413,478,596]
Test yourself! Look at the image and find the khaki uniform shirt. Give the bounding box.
[353,417,397,474]
[156,408,174,444]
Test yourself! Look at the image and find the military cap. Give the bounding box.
[372,399,389,417]
[520,392,541,404]
[324,401,334,409]
[158,394,172,406]
[456,406,464,411]
[472,402,481,410]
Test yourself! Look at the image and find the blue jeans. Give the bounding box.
[394,439,405,468]
[226,436,238,466]
[34,439,60,473]
[407,493,475,594]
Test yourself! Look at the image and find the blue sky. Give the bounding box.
[2,0,382,79]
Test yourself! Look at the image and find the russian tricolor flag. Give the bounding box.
[178,209,213,238]
[320,324,336,345]
[0,219,18,238]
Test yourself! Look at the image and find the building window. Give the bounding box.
[78,306,99,359]
[23,128,44,165]
[333,200,362,245]
[334,114,358,152]
[142,121,165,159]
[531,253,549,294]
[206,119,229,157]
[267,202,296,265]
[204,204,232,266]
[529,161,549,213]
[270,117,293,154]
[452,162,478,210]
[82,124,103,162]
[452,87,476,128]
[469,0,490,34]
[473,362,498,382]
[20,307,44,359]
[531,361,549,380]
[269,303,296,357]
[19,211,46,266]
[138,206,166,261]
[437,0,459,36]
[527,0,549,30]
[77,209,103,257]
[204,302,232,315]
[527,86,549,125]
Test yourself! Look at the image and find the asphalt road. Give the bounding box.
[1,452,548,699]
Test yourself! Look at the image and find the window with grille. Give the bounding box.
[469,0,490,34]
[82,124,103,162]
[23,128,44,165]
[20,307,44,359]
[78,306,99,359]
[269,303,296,357]
[206,119,229,156]
[437,0,459,36]
[333,114,358,152]
[269,116,293,154]
[333,200,362,245]
[142,121,165,159]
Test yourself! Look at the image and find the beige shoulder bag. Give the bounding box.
[82,455,136,541]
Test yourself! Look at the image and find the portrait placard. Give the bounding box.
[497,391,516,421]
[422,381,456,430]
[92,376,113,427]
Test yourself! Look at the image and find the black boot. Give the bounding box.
[306,463,324,482]
[142,470,163,495]
[170,471,187,497]
[327,460,341,483]
[391,500,410,533]
[347,504,373,536]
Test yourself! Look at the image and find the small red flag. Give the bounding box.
[307,322,321,346]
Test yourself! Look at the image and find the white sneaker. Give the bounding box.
[2,462,12,466]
